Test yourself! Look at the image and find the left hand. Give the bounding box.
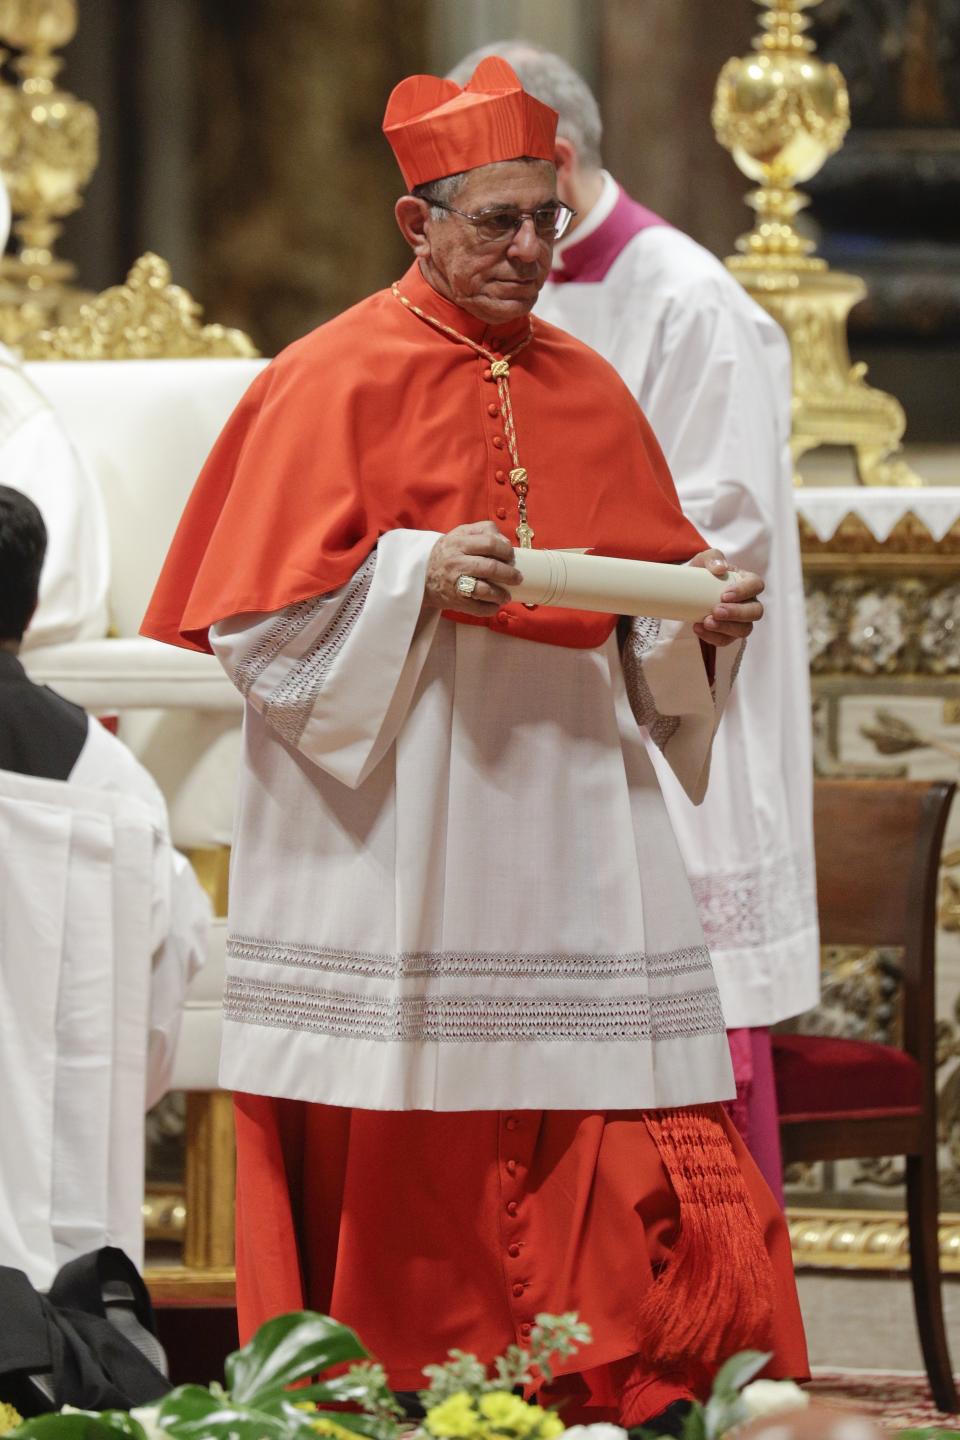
[689,549,764,648]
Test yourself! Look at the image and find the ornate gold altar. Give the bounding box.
[712,0,960,1276]
[788,486,960,1273]
[713,0,922,486]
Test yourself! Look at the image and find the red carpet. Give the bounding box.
[807,1369,960,1430]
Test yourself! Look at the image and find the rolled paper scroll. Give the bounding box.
[508,549,732,622]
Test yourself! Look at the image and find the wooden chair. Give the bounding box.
[772,778,958,1414]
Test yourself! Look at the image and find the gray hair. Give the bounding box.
[411,157,553,217]
[447,41,603,170]
[411,171,469,218]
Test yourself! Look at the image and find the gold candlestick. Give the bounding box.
[0,0,98,342]
[713,0,922,486]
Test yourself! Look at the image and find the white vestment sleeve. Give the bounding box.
[4,407,111,649]
[640,281,790,572]
[211,528,442,789]
[70,717,211,1107]
[622,616,743,805]
[144,850,210,1109]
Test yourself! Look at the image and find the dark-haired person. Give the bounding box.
[0,177,110,651]
[0,484,209,1107]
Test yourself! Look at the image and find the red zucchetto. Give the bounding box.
[382,56,557,189]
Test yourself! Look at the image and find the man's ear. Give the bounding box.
[395,196,431,257]
[554,136,578,186]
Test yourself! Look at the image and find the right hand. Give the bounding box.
[424,521,523,615]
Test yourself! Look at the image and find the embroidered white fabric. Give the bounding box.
[223,974,725,1044]
[211,529,741,1111]
[537,221,820,1028]
[690,854,817,953]
[620,612,743,805]
[226,934,713,980]
[795,485,960,544]
[622,617,681,752]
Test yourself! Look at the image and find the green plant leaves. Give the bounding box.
[11,1415,147,1440]
[224,1313,369,1406]
[154,1387,296,1440]
[711,1352,772,1400]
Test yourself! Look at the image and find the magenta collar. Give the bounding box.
[550,186,668,284]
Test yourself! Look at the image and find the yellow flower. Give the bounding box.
[0,1404,22,1438]
[478,1392,538,1433]
[536,1412,565,1439]
[309,1420,363,1440]
[426,1392,481,1440]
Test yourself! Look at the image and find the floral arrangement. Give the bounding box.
[0,1310,950,1440]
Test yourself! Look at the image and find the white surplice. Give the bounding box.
[0,770,160,1286]
[68,715,211,1107]
[211,529,743,1113]
[0,346,110,650]
[537,173,818,1028]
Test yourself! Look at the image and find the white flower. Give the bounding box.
[562,1427,628,1440]
[740,1380,809,1421]
[130,1404,167,1440]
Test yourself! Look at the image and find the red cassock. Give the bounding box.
[234,1100,807,1419]
[144,262,808,1420]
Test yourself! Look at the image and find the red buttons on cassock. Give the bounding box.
[512,1283,525,1298]
[483,367,493,381]
[495,470,506,484]
[487,403,499,417]
[520,1323,532,1338]
[506,1200,518,1216]
[506,1158,518,1173]
[496,506,507,519]
[492,436,505,449]
[508,1243,521,1258]
[505,1116,519,1130]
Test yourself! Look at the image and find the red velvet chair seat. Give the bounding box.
[773,1032,922,1119]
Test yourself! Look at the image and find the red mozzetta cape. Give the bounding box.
[142,262,705,653]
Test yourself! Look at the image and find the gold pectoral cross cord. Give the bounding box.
[391,282,537,548]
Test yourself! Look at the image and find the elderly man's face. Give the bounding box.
[412,159,557,325]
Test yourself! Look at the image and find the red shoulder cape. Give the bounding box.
[142,263,704,653]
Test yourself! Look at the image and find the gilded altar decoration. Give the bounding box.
[0,0,98,340]
[713,0,922,486]
[24,251,259,360]
[791,486,960,1262]
[788,1207,960,1272]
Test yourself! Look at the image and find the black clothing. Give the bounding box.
[0,1248,170,1416]
[0,649,87,781]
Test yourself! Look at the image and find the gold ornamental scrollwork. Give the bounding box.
[24,252,259,360]
[0,0,98,327]
[788,1207,960,1272]
[712,0,922,487]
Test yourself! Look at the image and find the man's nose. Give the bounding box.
[508,216,543,262]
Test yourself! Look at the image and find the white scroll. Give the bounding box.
[508,549,732,622]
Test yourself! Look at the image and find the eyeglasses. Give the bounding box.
[421,197,577,243]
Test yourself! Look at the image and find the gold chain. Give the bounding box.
[392,282,537,547]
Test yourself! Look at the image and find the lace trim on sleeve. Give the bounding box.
[622,616,682,752]
[263,551,378,747]
[232,596,320,698]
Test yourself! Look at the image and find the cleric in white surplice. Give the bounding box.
[450,43,820,1200]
